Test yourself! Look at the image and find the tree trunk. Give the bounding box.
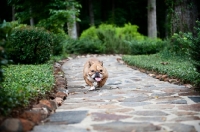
[12,6,15,21]
[148,0,157,38]
[89,0,94,26]
[101,1,106,21]
[111,0,115,23]
[67,5,78,39]
[30,18,34,26]
[171,0,198,34]
[29,7,34,26]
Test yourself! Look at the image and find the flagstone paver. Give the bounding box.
[31,55,200,132]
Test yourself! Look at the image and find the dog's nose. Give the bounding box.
[95,72,100,77]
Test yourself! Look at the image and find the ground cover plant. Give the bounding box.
[0,64,54,115]
[122,53,199,85]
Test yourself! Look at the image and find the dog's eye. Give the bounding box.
[91,70,94,72]
[100,70,103,72]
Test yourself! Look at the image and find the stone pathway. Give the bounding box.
[32,55,200,132]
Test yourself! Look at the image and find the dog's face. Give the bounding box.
[88,61,104,82]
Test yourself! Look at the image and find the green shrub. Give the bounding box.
[7,26,53,64]
[80,26,98,39]
[0,64,54,115]
[97,29,131,54]
[190,21,200,87]
[126,38,165,55]
[116,23,145,41]
[79,23,148,54]
[167,31,192,56]
[0,21,24,47]
[65,38,104,54]
[0,47,8,85]
[52,33,68,56]
[190,21,200,73]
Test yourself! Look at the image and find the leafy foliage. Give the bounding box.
[0,47,7,85]
[97,29,130,54]
[115,23,145,40]
[0,64,54,115]
[190,21,200,73]
[7,26,53,64]
[65,38,104,54]
[37,4,81,34]
[79,23,164,54]
[125,39,165,55]
[0,21,23,46]
[80,26,98,39]
[52,33,68,56]
[168,31,192,56]
[8,0,81,34]
[190,21,200,87]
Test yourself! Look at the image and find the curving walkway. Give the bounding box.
[32,55,200,132]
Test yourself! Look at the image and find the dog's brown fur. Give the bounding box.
[83,58,108,89]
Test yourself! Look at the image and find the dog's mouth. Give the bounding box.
[94,77,102,82]
[91,72,102,82]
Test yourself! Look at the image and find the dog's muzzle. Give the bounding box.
[93,72,102,82]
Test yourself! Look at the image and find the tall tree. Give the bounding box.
[67,3,78,39]
[88,0,94,26]
[111,0,115,24]
[170,0,198,34]
[12,6,15,21]
[148,0,157,38]
[29,7,34,26]
[8,0,81,35]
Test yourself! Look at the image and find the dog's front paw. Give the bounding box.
[89,86,95,91]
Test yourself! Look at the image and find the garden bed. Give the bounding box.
[122,54,199,88]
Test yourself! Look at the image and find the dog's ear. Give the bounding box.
[99,61,103,66]
[88,61,93,67]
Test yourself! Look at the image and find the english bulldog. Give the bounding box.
[83,58,108,90]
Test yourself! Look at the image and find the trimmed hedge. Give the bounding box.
[7,26,53,64]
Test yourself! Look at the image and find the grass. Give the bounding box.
[0,64,54,115]
[122,53,199,84]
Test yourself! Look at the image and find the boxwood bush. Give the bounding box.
[6,26,53,64]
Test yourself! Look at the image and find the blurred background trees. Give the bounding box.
[0,0,200,85]
[1,0,199,39]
